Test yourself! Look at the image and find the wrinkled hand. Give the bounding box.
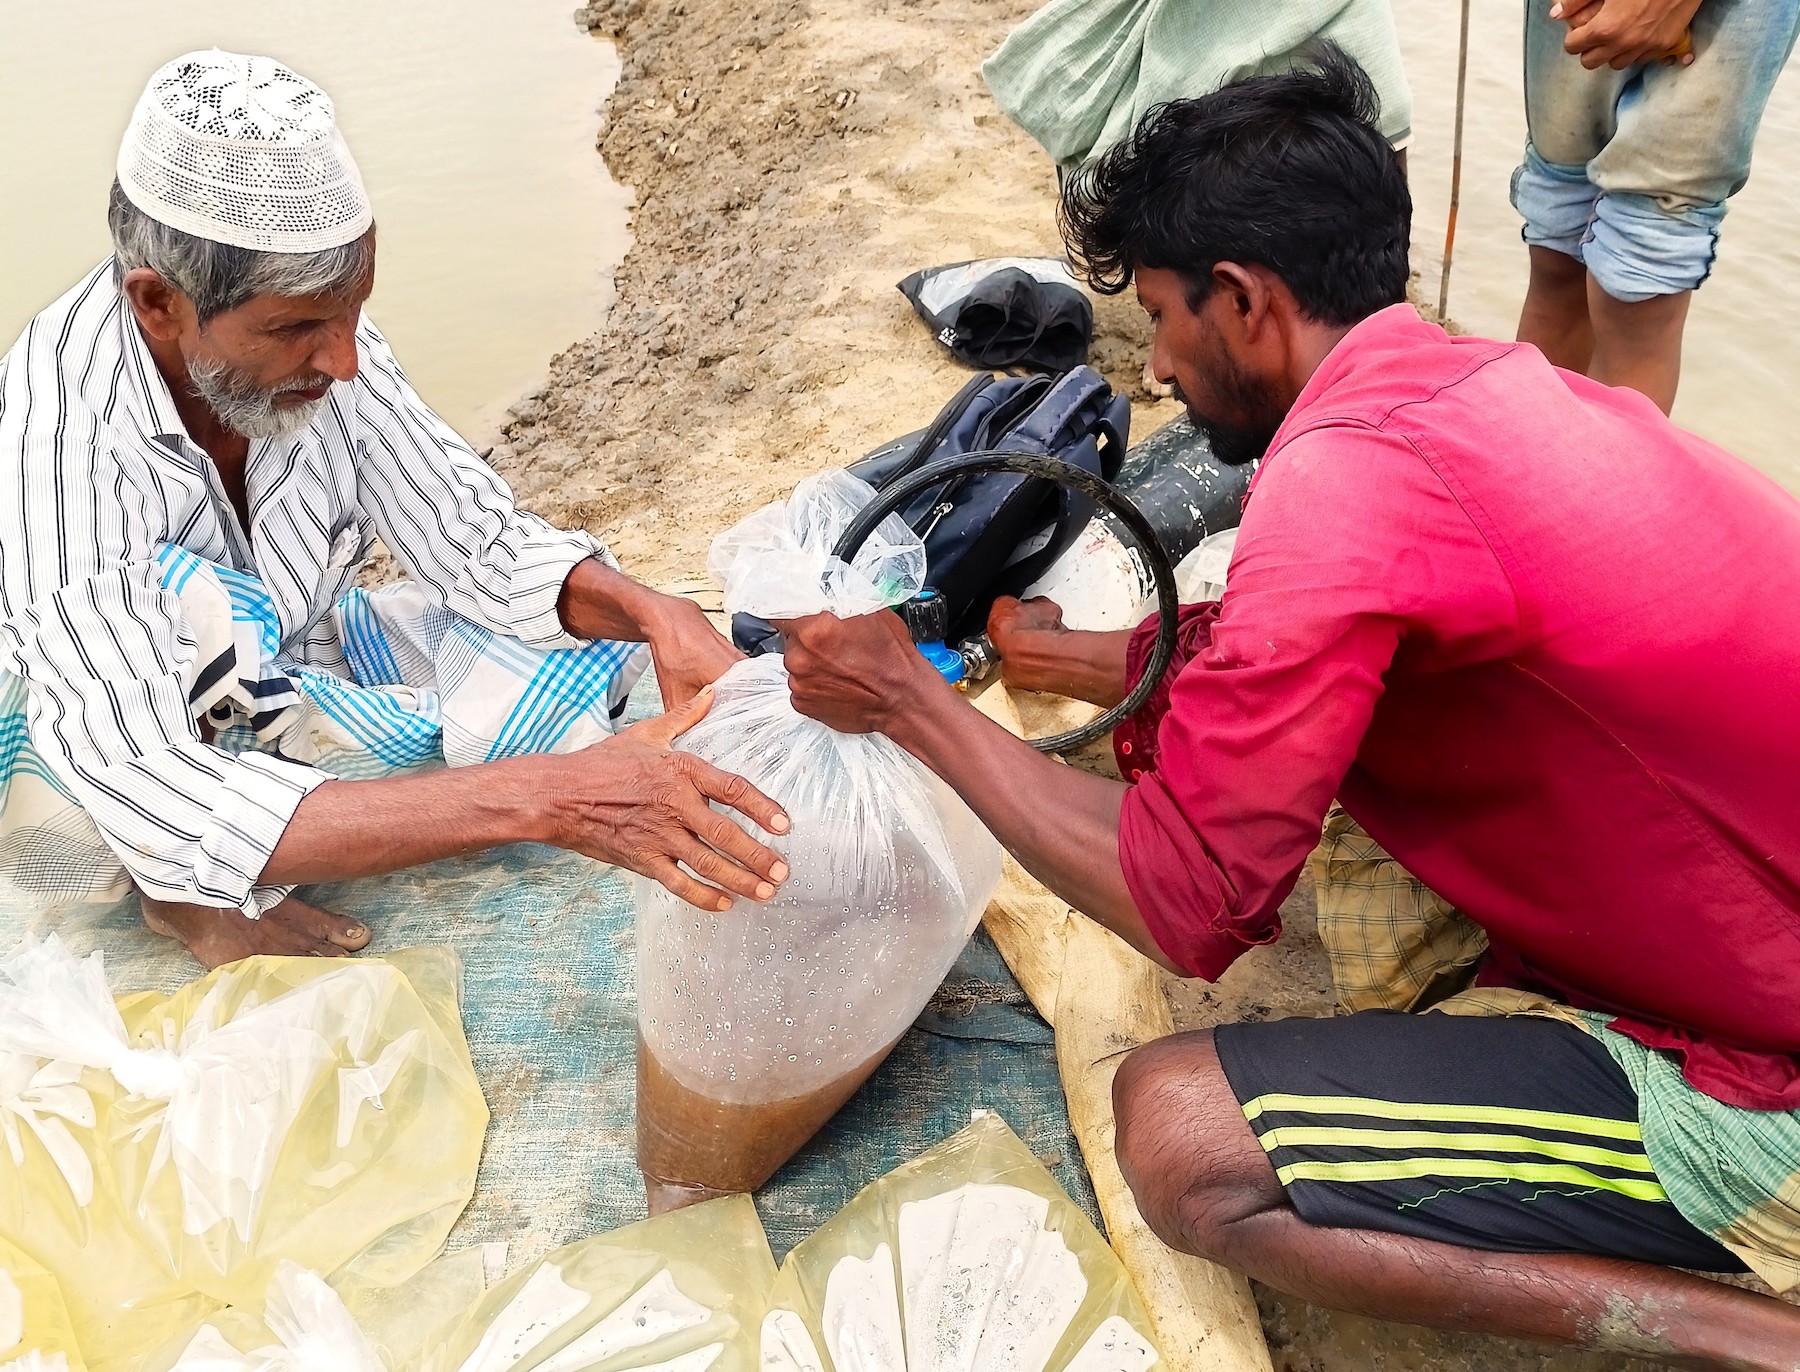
[1553,0,1699,69]
[778,609,943,736]
[547,688,789,911]
[645,598,744,710]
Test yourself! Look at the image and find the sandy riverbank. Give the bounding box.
[504,3,1691,1368]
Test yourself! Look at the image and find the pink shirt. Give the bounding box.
[1114,305,1800,1109]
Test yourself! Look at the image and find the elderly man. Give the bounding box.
[0,50,787,967]
[780,50,1800,1369]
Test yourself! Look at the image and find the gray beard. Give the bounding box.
[187,355,330,441]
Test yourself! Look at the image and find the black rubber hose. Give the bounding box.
[830,449,1180,754]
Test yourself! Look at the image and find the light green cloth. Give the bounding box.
[1581,1013,1800,1292]
[982,0,1414,169]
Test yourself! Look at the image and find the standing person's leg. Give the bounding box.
[1513,2,1628,373]
[1579,0,1800,411]
[1112,1015,1800,1368]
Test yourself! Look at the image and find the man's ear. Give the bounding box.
[1210,261,1275,339]
[120,268,194,343]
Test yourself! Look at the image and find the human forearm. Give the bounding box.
[263,694,790,907]
[886,682,1181,973]
[557,556,672,641]
[999,627,1133,706]
[261,756,550,886]
[557,557,741,708]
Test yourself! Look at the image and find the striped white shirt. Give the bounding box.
[0,262,611,914]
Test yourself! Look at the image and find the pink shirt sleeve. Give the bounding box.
[1116,426,1521,978]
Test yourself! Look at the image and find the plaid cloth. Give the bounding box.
[1312,806,1800,1290]
[1310,803,1489,1013]
[0,546,647,909]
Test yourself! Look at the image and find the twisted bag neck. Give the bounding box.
[262,1262,386,1372]
[708,468,926,623]
[0,937,187,1101]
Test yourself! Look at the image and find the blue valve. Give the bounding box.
[916,639,967,684]
[900,590,966,684]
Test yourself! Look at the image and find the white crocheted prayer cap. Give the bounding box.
[117,49,372,254]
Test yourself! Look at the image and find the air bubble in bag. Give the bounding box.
[636,472,1002,1211]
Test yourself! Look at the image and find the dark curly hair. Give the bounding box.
[1058,44,1411,326]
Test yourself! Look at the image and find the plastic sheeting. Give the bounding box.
[421,1195,773,1372]
[762,1114,1158,1372]
[7,845,1089,1274]
[0,941,486,1368]
[1,673,1091,1358]
[0,1236,85,1372]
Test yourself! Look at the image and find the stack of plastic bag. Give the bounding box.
[0,938,488,1368]
[636,472,1002,1211]
[136,1121,1153,1372]
[0,1236,86,1372]
[760,1113,1161,1372]
[418,1194,774,1372]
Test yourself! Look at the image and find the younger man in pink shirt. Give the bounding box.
[779,47,1800,1368]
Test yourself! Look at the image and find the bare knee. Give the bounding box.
[1112,1030,1285,1261]
[1527,243,1588,294]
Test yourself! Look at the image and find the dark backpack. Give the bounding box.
[732,367,1130,653]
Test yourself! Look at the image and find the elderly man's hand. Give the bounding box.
[1552,0,1700,69]
[778,609,944,736]
[643,597,744,710]
[545,688,789,911]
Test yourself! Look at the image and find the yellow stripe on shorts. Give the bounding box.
[1240,1091,1644,1141]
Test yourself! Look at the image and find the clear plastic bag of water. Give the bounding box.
[636,472,1001,1211]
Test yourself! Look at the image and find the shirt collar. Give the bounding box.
[1248,303,1440,499]
[105,263,227,469]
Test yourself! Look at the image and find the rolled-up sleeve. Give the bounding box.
[5,564,328,915]
[1114,427,1520,979]
[350,321,617,650]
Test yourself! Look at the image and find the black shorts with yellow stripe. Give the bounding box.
[1213,1010,1746,1270]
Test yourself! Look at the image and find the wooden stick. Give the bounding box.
[972,684,1274,1372]
[1438,0,1473,321]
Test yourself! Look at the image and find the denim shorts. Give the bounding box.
[1511,0,1800,301]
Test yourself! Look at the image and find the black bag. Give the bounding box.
[898,258,1093,375]
[732,367,1129,653]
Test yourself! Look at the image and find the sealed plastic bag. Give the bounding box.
[760,1112,1160,1372]
[139,1251,489,1372]
[0,1236,87,1372]
[419,1194,775,1372]
[143,1261,388,1372]
[0,992,215,1369]
[0,939,488,1314]
[638,473,1002,1210]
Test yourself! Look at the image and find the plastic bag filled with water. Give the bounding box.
[636,472,1001,1212]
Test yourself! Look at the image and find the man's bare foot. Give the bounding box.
[141,893,371,969]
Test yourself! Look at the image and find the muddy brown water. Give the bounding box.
[1395,0,1800,494]
[0,0,630,439]
[637,1034,899,1215]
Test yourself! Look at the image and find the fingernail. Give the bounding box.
[716,897,733,912]
[756,882,776,901]
[772,813,791,833]
[770,860,789,882]
[347,924,366,939]
[1548,2,1562,14]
